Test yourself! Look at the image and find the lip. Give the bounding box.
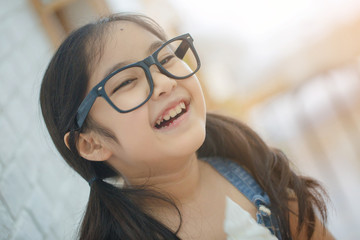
[153,97,190,127]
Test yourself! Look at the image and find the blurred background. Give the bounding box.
[1,0,360,239]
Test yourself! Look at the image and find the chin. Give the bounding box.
[181,123,206,157]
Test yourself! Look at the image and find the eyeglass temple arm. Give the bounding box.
[75,88,98,129]
[175,40,189,59]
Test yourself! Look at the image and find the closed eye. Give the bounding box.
[160,55,175,65]
[112,78,136,94]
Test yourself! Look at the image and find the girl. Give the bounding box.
[40,13,333,240]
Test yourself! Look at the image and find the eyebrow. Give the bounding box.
[101,40,165,79]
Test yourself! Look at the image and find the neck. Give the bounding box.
[127,154,203,204]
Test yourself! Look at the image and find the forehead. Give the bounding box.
[88,21,161,89]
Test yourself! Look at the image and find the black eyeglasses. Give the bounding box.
[74,33,201,130]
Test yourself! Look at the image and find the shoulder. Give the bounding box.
[200,157,271,215]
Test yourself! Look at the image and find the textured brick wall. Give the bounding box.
[0,1,89,239]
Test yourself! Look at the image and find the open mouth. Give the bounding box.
[154,102,188,129]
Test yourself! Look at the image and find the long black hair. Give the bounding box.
[40,13,328,239]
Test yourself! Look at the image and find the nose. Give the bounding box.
[150,67,177,100]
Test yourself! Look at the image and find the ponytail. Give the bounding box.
[198,113,328,239]
[79,179,180,240]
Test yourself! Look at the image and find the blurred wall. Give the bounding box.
[0,1,89,239]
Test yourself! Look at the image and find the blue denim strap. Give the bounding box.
[202,157,282,239]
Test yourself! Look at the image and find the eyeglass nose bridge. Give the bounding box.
[143,55,168,77]
[143,55,156,67]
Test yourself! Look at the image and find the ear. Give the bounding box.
[64,132,112,161]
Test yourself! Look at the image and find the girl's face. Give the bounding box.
[87,21,206,182]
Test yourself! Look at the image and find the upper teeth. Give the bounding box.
[156,102,186,125]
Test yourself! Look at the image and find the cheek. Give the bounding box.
[89,99,151,158]
[189,77,207,117]
[111,110,156,158]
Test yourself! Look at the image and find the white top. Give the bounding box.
[224,197,278,240]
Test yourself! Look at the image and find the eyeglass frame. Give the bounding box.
[73,33,201,130]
